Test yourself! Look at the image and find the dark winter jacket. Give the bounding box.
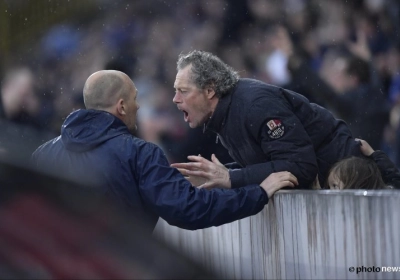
[32,109,269,231]
[287,59,389,149]
[205,78,362,189]
[370,150,400,189]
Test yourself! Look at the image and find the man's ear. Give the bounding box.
[206,87,216,99]
[116,98,126,116]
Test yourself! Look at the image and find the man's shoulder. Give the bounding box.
[32,135,62,157]
[238,78,280,91]
[231,79,281,107]
[122,134,160,149]
[116,134,165,157]
[125,136,170,166]
[34,135,62,150]
[235,79,281,101]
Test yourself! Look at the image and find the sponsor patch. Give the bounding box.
[266,119,285,139]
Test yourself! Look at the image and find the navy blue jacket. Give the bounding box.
[32,109,268,230]
[206,79,362,188]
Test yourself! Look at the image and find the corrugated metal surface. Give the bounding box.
[154,190,400,279]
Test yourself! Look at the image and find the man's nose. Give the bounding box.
[173,92,180,104]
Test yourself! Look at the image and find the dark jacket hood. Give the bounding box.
[61,109,129,152]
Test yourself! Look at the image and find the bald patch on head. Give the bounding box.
[83,70,130,110]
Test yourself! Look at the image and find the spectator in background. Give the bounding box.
[4,0,400,169]
[328,139,400,190]
[270,25,389,150]
[289,52,389,149]
[171,50,363,189]
[385,44,400,166]
[32,70,298,232]
[0,67,55,163]
[1,68,40,126]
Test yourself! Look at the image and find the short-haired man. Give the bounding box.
[32,70,297,232]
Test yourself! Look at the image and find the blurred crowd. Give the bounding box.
[1,0,400,166]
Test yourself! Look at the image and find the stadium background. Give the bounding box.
[1,0,399,165]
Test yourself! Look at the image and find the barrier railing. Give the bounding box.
[154,190,400,279]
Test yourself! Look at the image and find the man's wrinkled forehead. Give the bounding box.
[174,66,194,88]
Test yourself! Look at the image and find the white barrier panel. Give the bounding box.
[154,190,400,279]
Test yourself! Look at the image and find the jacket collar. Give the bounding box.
[205,85,235,133]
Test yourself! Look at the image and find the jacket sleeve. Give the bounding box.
[229,95,318,189]
[224,162,241,169]
[370,150,400,189]
[136,143,269,230]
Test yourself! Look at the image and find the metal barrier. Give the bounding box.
[154,190,400,279]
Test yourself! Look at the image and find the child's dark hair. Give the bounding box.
[328,156,386,189]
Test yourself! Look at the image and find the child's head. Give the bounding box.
[327,156,385,190]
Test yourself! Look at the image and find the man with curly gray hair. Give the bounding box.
[172,50,363,189]
[173,50,239,128]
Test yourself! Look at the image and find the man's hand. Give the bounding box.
[260,171,298,198]
[356,138,374,156]
[171,154,231,189]
[177,168,207,187]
